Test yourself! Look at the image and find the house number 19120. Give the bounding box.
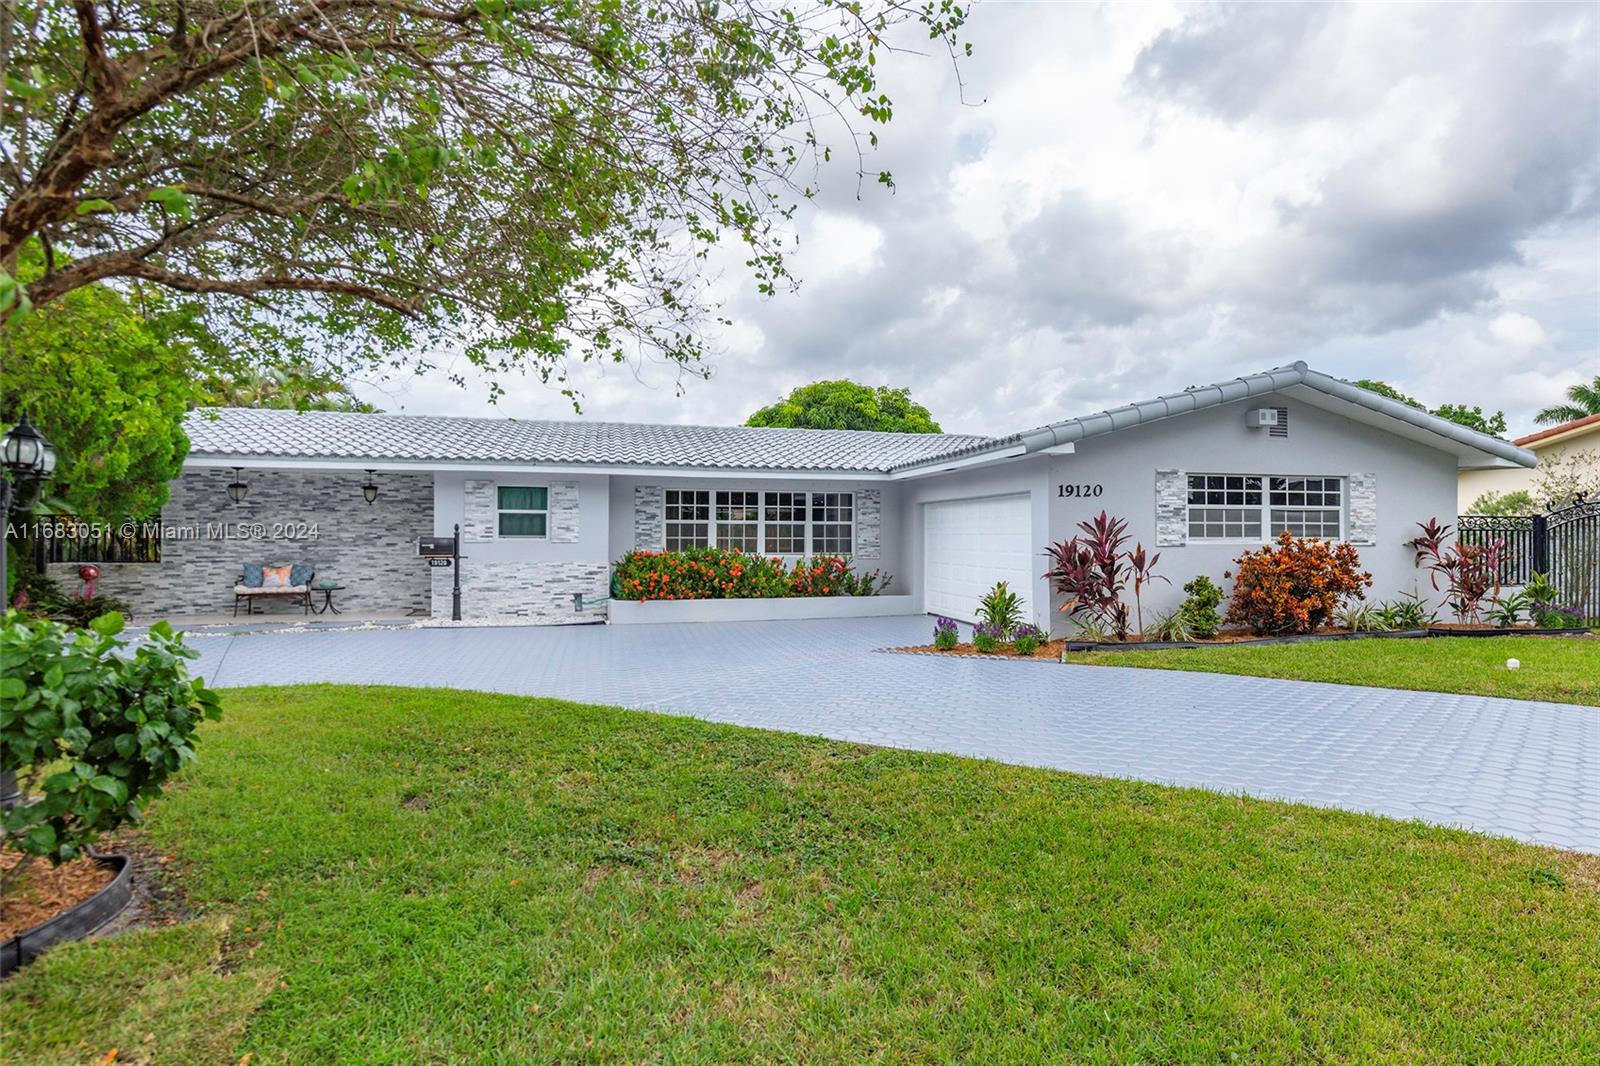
[1057,483,1104,498]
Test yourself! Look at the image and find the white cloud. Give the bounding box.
[360,2,1600,440]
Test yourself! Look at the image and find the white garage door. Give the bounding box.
[923,493,1036,623]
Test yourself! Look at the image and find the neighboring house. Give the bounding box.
[59,362,1532,630]
[1457,414,1600,512]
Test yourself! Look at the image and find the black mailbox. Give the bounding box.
[418,535,456,557]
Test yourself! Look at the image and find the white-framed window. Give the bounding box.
[811,492,854,555]
[665,489,711,550]
[658,488,855,555]
[1270,476,1342,539]
[497,485,549,537]
[763,491,807,554]
[1186,474,1343,542]
[715,491,760,552]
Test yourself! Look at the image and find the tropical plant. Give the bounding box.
[612,549,789,601]
[1175,575,1226,638]
[1068,616,1111,643]
[971,622,1005,654]
[2,2,968,400]
[1,612,222,895]
[1335,602,1392,633]
[1225,533,1372,635]
[1010,624,1043,656]
[1523,571,1562,625]
[1044,511,1134,640]
[976,581,1025,636]
[745,381,942,432]
[932,617,959,651]
[1411,518,1504,624]
[1486,591,1532,628]
[1125,544,1167,638]
[789,555,867,598]
[1535,375,1600,425]
[1145,608,1198,643]
[1375,592,1438,631]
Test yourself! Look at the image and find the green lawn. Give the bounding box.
[3,686,1597,1064]
[1074,635,1600,706]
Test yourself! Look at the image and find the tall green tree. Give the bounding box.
[2,278,194,519]
[1535,375,1600,426]
[746,381,943,432]
[1351,379,1507,438]
[1,1,967,400]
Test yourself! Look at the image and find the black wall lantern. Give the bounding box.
[226,467,249,504]
[361,469,379,505]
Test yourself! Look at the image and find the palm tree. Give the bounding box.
[1536,375,1600,425]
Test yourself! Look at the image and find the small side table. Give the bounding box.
[311,584,345,615]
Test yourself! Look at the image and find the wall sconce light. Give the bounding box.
[226,467,248,504]
[361,469,379,505]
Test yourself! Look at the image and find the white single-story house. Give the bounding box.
[59,362,1534,630]
[1457,413,1599,512]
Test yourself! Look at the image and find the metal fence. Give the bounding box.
[1456,498,1599,620]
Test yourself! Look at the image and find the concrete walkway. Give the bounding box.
[187,616,1599,853]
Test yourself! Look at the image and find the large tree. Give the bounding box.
[746,380,942,432]
[1535,375,1600,426]
[1352,379,1507,438]
[0,1,967,396]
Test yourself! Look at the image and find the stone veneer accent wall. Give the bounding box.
[855,489,882,559]
[47,467,434,620]
[1347,472,1377,545]
[550,481,580,542]
[634,485,664,551]
[462,478,498,542]
[1155,469,1187,546]
[431,560,609,624]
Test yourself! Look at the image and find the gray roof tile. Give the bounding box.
[185,408,993,473]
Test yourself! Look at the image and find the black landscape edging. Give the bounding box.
[0,852,132,978]
[1063,625,1591,653]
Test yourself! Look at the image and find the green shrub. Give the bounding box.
[976,581,1024,635]
[1,612,221,894]
[1375,592,1437,630]
[1176,576,1225,638]
[612,548,789,600]
[1011,624,1042,656]
[1145,609,1197,642]
[971,623,1004,653]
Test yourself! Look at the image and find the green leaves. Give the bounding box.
[0,612,222,870]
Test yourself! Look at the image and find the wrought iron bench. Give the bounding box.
[232,565,315,616]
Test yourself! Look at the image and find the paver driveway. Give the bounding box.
[188,615,1599,853]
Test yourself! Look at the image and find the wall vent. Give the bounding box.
[1269,406,1289,438]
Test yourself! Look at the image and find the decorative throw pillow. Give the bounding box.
[242,562,265,588]
[262,565,293,589]
[289,562,316,587]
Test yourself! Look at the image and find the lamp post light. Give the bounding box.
[2,413,57,810]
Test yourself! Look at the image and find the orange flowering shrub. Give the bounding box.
[612,548,788,601]
[1224,533,1372,634]
[612,550,889,600]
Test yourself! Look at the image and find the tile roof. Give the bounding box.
[1514,412,1600,448]
[185,407,994,473]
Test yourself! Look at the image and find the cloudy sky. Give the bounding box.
[356,1,1600,440]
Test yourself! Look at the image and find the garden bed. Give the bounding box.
[609,593,918,625]
[1,850,132,976]
[889,624,1592,658]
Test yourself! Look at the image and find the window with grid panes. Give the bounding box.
[1269,476,1343,539]
[763,491,807,554]
[664,489,710,550]
[715,490,760,551]
[810,492,854,555]
[1186,475,1263,541]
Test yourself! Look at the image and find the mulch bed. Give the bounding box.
[0,850,116,940]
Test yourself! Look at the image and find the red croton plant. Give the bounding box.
[1410,518,1504,624]
[1044,511,1164,640]
[1225,532,1373,635]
